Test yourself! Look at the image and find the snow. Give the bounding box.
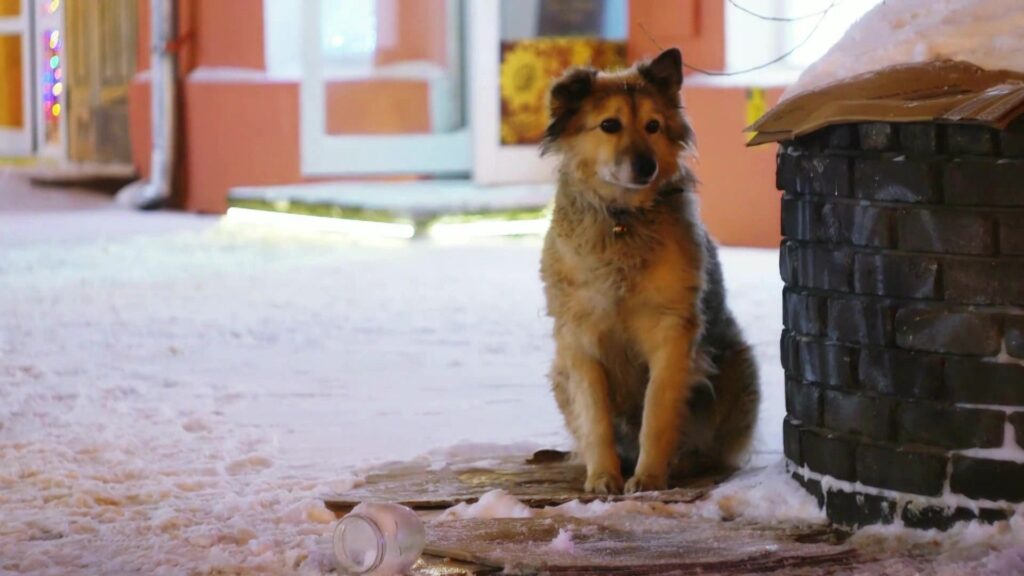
[1,172,1019,574]
[0,172,786,574]
[851,514,1024,574]
[435,461,824,525]
[438,490,535,521]
[547,528,576,553]
[784,0,1024,99]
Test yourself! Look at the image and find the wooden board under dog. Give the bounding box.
[323,450,721,515]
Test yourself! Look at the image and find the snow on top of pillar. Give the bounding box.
[784,0,1024,100]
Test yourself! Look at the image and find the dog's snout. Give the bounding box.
[632,154,657,183]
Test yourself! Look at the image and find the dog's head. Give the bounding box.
[542,48,695,208]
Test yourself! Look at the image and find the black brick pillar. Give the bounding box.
[777,120,1024,530]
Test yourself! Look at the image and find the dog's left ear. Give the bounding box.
[640,48,683,95]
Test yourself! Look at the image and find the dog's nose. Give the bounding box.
[632,154,658,183]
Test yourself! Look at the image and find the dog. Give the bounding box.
[540,48,760,495]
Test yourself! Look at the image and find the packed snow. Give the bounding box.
[437,461,825,525]
[547,528,576,553]
[0,173,786,574]
[784,0,1024,99]
[2,172,1021,574]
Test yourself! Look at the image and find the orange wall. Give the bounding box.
[376,0,448,67]
[186,82,301,213]
[326,80,431,135]
[628,0,725,70]
[685,86,783,247]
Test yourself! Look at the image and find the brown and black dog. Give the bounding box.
[540,48,760,494]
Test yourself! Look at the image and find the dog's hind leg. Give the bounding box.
[707,343,760,470]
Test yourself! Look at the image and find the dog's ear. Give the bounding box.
[640,48,683,96]
[542,68,596,155]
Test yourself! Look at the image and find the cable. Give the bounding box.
[727,0,843,22]
[637,0,838,77]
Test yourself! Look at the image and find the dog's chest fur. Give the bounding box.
[542,188,705,363]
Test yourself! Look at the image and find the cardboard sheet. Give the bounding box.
[747,60,1024,146]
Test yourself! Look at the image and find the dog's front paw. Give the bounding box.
[624,472,667,494]
[584,470,624,495]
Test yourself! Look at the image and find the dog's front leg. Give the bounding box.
[626,319,697,493]
[562,343,623,495]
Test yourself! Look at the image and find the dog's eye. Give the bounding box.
[645,120,661,134]
[599,119,622,134]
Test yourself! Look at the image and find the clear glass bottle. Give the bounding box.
[332,502,426,575]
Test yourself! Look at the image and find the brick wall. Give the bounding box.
[777,119,1024,530]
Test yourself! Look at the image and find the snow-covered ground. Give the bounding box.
[0,172,786,574]
[2,172,1020,574]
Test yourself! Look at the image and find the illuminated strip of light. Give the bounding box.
[429,218,551,240]
[224,207,415,240]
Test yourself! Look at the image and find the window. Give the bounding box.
[726,0,884,75]
[321,0,377,63]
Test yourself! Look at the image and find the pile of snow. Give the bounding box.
[852,514,1024,574]
[439,489,535,520]
[785,0,1024,99]
[438,460,827,525]
[547,528,576,553]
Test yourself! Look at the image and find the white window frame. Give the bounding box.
[297,0,471,177]
[468,0,556,185]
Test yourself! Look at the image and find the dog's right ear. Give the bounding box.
[542,68,596,155]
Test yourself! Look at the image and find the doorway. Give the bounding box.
[0,0,136,163]
[65,0,136,163]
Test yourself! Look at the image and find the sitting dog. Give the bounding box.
[540,48,760,494]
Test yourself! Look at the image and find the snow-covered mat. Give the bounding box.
[322,450,719,515]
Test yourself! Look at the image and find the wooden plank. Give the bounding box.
[323,450,722,515]
[422,515,857,573]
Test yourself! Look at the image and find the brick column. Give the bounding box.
[777,119,1024,530]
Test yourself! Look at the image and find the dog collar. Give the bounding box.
[606,187,686,237]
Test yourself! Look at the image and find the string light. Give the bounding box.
[638,0,839,77]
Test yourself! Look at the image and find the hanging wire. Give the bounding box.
[726,0,844,22]
[638,0,839,77]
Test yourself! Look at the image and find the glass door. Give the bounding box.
[299,0,471,176]
[470,0,627,184]
[0,0,32,156]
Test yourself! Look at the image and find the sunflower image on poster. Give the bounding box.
[500,38,626,145]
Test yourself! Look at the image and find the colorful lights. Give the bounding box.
[41,25,63,142]
[46,0,59,14]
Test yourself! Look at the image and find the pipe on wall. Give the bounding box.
[117,0,176,209]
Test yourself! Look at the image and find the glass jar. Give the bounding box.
[332,502,426,575]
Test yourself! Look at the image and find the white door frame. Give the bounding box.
[468,0,556,185]
[0,0,33,157]
[298,0,471,177]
